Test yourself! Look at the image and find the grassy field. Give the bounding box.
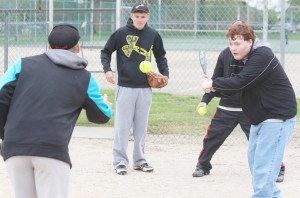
[77,89,300,136]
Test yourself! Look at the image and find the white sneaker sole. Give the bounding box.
[116,169,127,175]
[133,166,154,172]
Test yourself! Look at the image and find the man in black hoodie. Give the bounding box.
[101,2,169,175]
[193,46,286,183]
[202,21,296,198]
[0,24,112,198]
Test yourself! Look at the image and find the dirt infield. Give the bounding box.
[1,128,299,198]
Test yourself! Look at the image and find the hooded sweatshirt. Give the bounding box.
[212,39,297,125]
[0,49,112,167]
[201,47,246,108]
[101,18,169,88]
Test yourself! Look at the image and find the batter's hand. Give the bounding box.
[103,94,113,107]
[197,102,207,110]
[202,76,216,93]
[105,71,115,84]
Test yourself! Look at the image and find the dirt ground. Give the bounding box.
[1,128,299,198]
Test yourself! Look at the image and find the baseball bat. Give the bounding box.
[199,50,210,93]
[199,50,207,75]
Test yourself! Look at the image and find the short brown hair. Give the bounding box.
[226,20,255,41]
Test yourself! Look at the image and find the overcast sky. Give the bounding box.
[244,0,290,12]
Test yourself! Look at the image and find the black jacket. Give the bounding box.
[101,18,169,88]
[202,47,245,108]
[0,49,112,167]
[213,39,297,125]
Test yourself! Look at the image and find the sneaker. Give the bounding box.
[276,169,285,183]
[133,163,154,172]
[115,165,127,175]
[192,167,210,177]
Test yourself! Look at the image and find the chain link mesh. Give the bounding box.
[0,0,299,146]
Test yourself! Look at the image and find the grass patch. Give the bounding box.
[77,89,218,135]
[77,89,299,136]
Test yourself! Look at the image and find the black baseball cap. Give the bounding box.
[131,2,149,13]
[48,24,80,50]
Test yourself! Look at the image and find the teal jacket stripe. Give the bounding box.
[0,59,22,90]
[87,74,112,118]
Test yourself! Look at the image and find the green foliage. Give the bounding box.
[290,0,300,6]
[289,7,300,24]
[268,11,280,25]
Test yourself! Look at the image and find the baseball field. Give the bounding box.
[1,126,299,198]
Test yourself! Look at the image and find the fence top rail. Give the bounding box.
[0,8,115,13]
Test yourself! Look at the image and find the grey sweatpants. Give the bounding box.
[113,86,152,169]
[5,156,70,198]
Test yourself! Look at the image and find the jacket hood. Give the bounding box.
[252,38,271,51]
[45,49,88,69]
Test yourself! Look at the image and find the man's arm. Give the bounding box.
[153,33,169,77]
[201,48,228,104]
[82,74,112,124]
[212,47,278,94]
[100,31,119,73]
[0,59,22,139]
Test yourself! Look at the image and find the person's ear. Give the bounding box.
[75,44,80,53]
[248,39,253,47]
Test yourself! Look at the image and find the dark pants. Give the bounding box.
[196,108,250,171]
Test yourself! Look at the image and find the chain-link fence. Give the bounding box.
[0,0,299,146]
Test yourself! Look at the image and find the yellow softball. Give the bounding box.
[139,61,152,73]
[197,106,207,116]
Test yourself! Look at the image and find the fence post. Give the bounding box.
[262,0,268,41]
[116,0,121,29]
[279,0,286,68]
[4,11,9,72]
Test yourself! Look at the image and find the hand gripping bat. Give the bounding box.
[199,50,211,93]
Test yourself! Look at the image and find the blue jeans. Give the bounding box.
[248,117,296,198]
